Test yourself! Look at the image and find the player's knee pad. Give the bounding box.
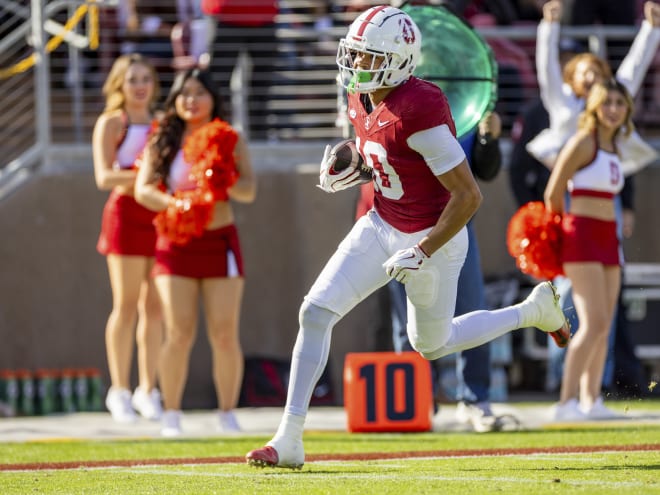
[298,299,339,335]
[408,317,452,360]
[405,266,439,309]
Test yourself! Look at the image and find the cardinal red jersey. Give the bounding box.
[347,77,456,233]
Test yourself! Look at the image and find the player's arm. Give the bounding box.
[420,161,482,256]
[408,123,482,256]
[383,124,481,283]
[616,1,660,97]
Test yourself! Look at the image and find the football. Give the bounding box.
[330,139,373,180]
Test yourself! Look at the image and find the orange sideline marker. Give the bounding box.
[343,351,433,433]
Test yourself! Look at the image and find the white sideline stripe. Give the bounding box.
[119,467,654,488]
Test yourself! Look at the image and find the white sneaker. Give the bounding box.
[518,282,571,347]
[553,398,587,422]
[105,387,137,423]
[456,401,500,432]
[218,410,241,433]
[581,397,620,420]
[161,410,183,437]
[132,387,163,421]
[266,437,305,469]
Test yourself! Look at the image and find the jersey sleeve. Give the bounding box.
[401,84,456,138]
[407,125,466,176]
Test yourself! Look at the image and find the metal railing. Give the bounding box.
[0,0,105,193]
[1,1,659,179]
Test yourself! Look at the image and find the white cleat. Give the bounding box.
[519,282,570,347]
[246,438,305,469]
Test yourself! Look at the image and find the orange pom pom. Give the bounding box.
[506,201,564,280]
[156,119,239,244]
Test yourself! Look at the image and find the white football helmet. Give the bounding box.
[337,5,422,94]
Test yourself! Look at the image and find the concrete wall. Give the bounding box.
[1,142,658,408]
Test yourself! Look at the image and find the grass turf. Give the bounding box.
[0,399,659,494]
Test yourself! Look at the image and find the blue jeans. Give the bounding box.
[390,220,491,403]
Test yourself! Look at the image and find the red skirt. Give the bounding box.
[97,191,157,257]
[152,224,244,279]
[561,214,620,266]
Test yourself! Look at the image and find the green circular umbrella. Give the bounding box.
[402,4,498,138]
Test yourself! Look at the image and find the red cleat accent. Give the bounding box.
[246,446,279,467]
[549,320,571,348]
[246,445,304,469]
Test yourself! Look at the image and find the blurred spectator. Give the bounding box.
[171,0,213,70]
[508,37,584,207]
[117,1,178,64]
[528,0,660,176]
[200,0,279,141]
[512,0,544,22]
[469,13,536,129]
[453,0,520,25]
[569,0,636,70]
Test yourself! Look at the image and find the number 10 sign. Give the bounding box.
[343,352,434,432]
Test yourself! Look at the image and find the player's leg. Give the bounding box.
[405,227,567,360]
[247,212,391,468]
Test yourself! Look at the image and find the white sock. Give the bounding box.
[272,301,339,442]
[426,307,521,360]
[271,413,305,447]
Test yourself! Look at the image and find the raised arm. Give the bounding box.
[536,1,566,110]
[616,1,660,97]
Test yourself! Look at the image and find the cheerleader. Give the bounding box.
[135,68,256,436]
[544,79,634,420]
[93,54,164,423]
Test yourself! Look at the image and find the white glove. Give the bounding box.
[383,244,430,283]
[318,144,365,193]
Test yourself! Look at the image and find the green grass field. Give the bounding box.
[1,400,659,494]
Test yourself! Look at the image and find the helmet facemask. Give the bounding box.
[336,6,421,94]
[337,42,413,94]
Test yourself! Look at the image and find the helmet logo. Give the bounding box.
[401,18,416,45]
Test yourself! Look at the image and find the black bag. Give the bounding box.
[239,356,335,407]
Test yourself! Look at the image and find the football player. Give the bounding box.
[246,5,569,469]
